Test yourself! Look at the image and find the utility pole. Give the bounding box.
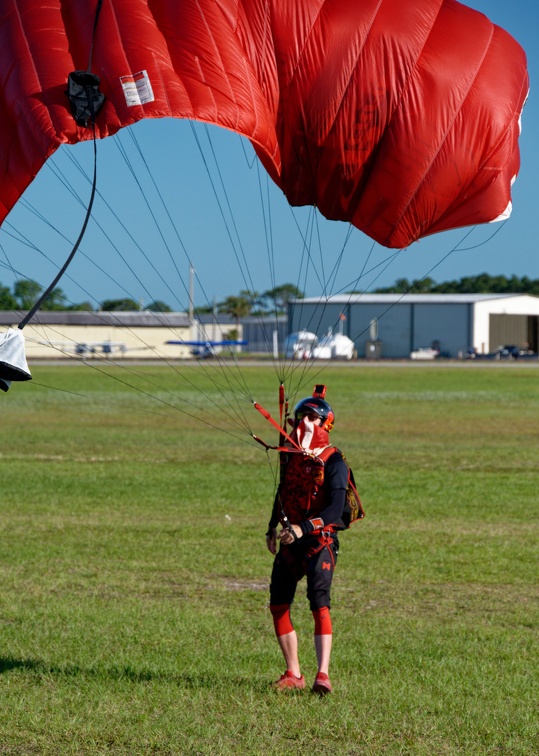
[189,264,195,323]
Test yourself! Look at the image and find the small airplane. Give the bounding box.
[35,340,127,356]
[166,339,247,359]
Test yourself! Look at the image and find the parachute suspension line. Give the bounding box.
[17,299,258,440]
[122,126,265,423]
[24,310,256,439]
[313,212,327,292]
[112,133,197,310]
[325,225,355,293]
[109,125,261,435]
[448,220,507,252]
[284,236,378,405]
[54,138,252,431]
[69,357,257,444]
[192,123,285,427]
[253,161,294,383]
[125,128,199,293]
[0,239,18,294]
[275,212,363,402]
[287,243,405,392]
[105,129,260,433]
[191,123,259,300]
[297,226,478,389]
[5,163,257,436]
[332,248,402,296]
[18,133,98,330]
[16,153,172,317]
[4,205,166,327]
[60,146,197,315]
[187,123,286,397]
[7,195,147,308]
[190,121,290,415]
[53,136,270,437]
[238,135,258,170]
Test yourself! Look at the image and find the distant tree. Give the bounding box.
[0,284,18,310]
[375,273,539,296]
[409,276,436,293]
[68,301,95,312]
[239,289,265,314]
[14,279,43,309]
[217,294,252,325]
[147,300,172,313]
[101,298,141,311]
[40,287,68,311]
[373,277,412,294]
[262,283,304,313]
[193,303,214,315]
[226,328,240,342]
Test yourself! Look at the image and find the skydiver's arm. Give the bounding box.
[268,488,281,530]
[298,488,346,534]
[298,453,348,535]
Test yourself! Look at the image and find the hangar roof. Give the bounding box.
[0,311,191,327]
[295,294,535,305]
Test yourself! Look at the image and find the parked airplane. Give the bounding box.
[36,340,127,356]
[166,339,247,359]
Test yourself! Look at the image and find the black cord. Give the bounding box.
[19,0,104,330]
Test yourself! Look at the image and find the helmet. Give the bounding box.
[294,396,335,431]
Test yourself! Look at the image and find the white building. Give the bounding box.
[0,311,193,360]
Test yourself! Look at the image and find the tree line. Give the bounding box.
[373,273,539,295]
[0,280,304,318]
[1,274,538,315]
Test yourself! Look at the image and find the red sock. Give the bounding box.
[312,606,332,635]
[270,603,294,637]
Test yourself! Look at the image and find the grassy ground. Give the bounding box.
[0,363,537,754]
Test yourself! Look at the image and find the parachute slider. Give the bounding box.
[0,328,32,392]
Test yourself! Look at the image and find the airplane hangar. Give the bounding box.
[287,294,539,359]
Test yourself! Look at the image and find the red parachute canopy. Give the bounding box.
[0,0,529,249]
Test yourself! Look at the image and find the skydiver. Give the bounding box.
[266,391,349,695]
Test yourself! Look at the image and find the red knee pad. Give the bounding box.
[312,606,332,635]
[270,603,294,637]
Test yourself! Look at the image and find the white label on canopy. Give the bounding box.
[120,71,155,107]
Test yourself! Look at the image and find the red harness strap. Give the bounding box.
[253,401,301,451]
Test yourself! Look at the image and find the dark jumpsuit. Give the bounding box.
[269,450,348,610]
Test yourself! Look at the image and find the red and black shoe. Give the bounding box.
[271,670,306,690]
[312,672,333,695]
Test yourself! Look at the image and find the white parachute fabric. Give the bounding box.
[0,328,32,392]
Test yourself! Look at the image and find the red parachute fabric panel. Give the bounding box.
[266,0,528,247]
[0,0,280,223]
[0,0,529,249]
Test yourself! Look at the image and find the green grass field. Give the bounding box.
[0,362,537,754]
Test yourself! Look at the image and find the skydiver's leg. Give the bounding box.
[312,606,333,675]
[270,604,301,677]
[270,549,303,680]
[307,537,338,691]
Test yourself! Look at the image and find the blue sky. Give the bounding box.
[0,0,537,312]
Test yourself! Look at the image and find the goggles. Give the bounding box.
[296,411,322,422]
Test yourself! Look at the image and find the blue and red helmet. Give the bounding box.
[293,396,335,432]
